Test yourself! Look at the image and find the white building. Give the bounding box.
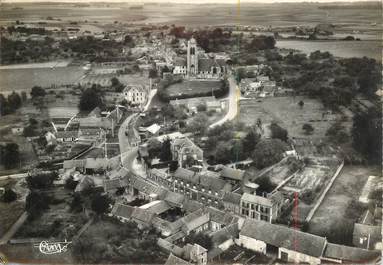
[238,219,327,264]
[123,85,148,107]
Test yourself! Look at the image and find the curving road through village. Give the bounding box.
[209,73,240,128]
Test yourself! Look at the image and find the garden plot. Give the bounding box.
[284,157,340,192]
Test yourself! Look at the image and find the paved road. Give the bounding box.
[0,173,28,181]
[209,74,240,128]
[118,113,139,154]
[117,113,142,174]
[143,89,158,112]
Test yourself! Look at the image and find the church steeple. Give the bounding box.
[187,37,198,78]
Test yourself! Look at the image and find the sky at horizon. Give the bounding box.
[1,0,379,3]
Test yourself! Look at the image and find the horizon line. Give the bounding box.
[2,0,380,3]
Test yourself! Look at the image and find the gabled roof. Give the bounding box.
[183,199,203,213]
[174,168,198,184]
[164,253,192,265]
[223,192,242,205]
[164,191,185,207]
[219,167,245,181]
[124,85,146,93]
[211,223,239,245]
[241,193,273,207]
[174,57,187,67]
[324,243,380,262]
[140,200,171,215]
[198,58,216,72]
[240,219,327,258]
[132,207,156,223]
[111,203,135,219]
[130,175,168,198]
[146,123,161,134]
[75,175,94,192]
[104,177,125,192]
[181,209,210,233]
[206,207,237,225]
[198,173,227,191]
[172,137,202,154]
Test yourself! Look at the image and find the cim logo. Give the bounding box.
[35,240,72,255]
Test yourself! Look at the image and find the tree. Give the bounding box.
[65,177,79,190]
[147,138,162,158]
[70,193,83,212]
[111,77,124,92]
[352,107,382,163]
[252,139,288,169]
[25,191,49,219]
[298,100,304,109]
[26,172,57,189]
[78,87,103,112]
[187,114,209,135]
[0,94,11,115]
[242,130,260,156]
[1,188,17,202]
[169,161,179,172]
[2,143,20,169]
[302,123,314,135]
[248,35,276,51]
[159,138,172,162]
[30,86,46,99]
[148,69,158,79]
[254,176,276,193]
[184,232,213,250]
[7,92,22,110]
[270,122,288,142]
[196,103,207,112]
[91,193,111,215]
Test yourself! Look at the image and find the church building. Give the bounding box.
[173,37,227,79]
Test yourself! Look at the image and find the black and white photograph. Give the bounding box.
[0,0,381,264]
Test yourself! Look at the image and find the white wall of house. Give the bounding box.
[237,235,267,254]
[210,221,223,231]
[218,238,235,252]
[278,247,321,265]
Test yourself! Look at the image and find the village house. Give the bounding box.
[238,219,327,264]
[148,167,233,208]
[173,57,187,76]
[352,208,382,250]
[123,85,148,107]
[218,166,245,186]
[240,76,276,98]
[239,192,284,222]
[171,137,203,168]
[222,192,242,214]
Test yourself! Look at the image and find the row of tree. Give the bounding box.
[0,92,25,116]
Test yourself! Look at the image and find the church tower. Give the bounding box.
[187,37,198,77]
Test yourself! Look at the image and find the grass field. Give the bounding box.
[167,80,221,98]
[0,2,380,30]
[238,96,339,139]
